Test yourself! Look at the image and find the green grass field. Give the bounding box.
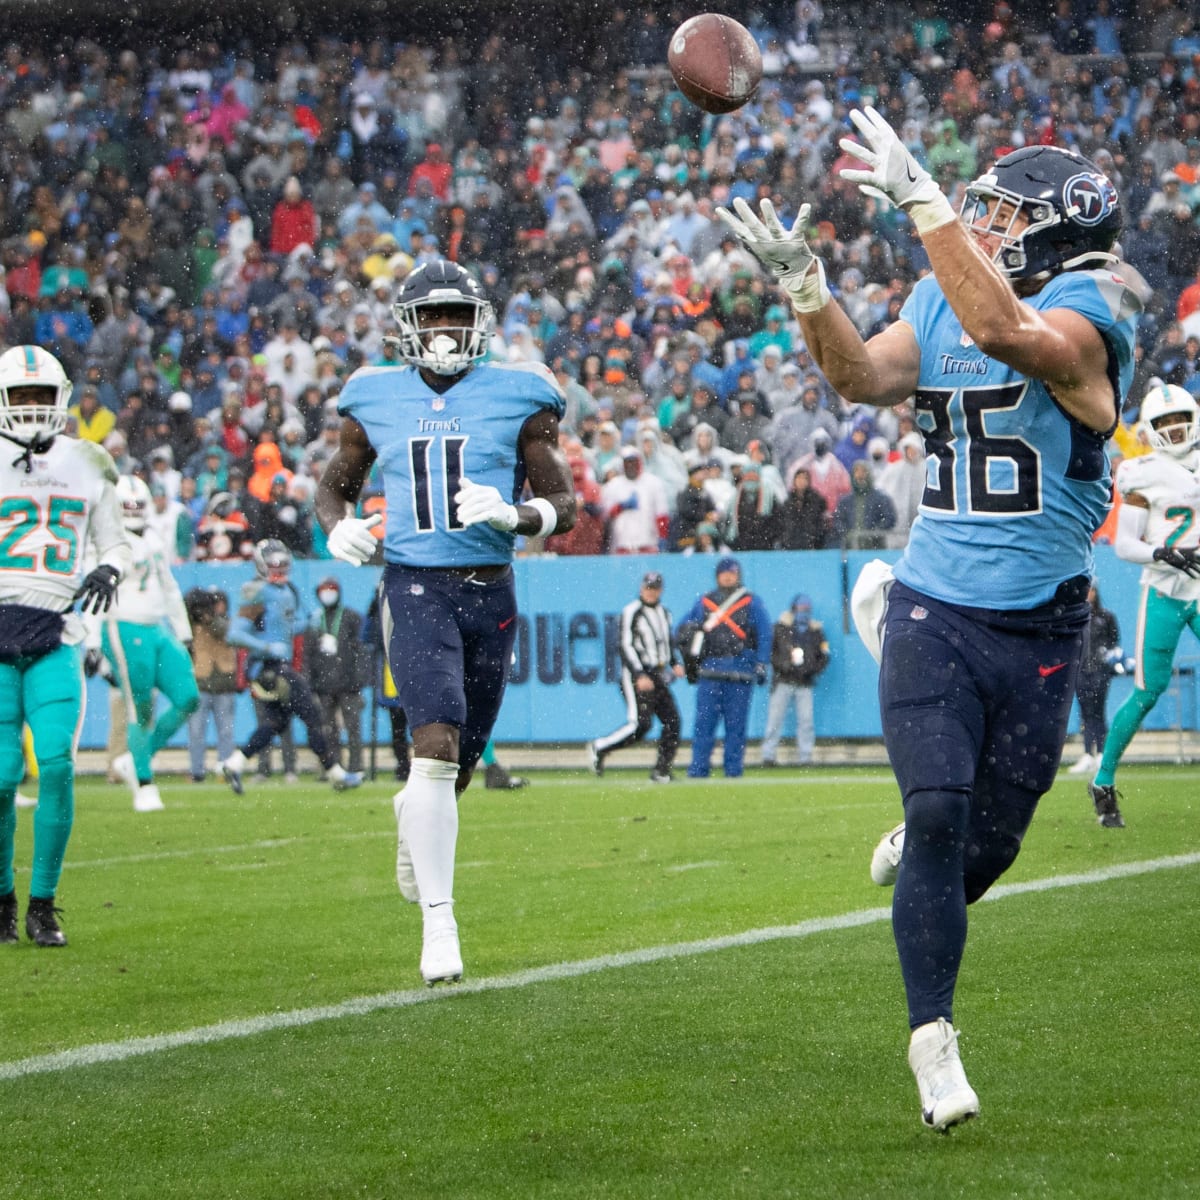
[3,763,1198,1199]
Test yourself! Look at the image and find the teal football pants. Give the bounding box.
[0,644,84,900]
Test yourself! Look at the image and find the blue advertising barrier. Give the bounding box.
[77,546,1157,750]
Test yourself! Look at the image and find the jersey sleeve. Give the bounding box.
[492,360,567,419]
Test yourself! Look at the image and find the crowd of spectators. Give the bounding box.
[3,2,1200,561]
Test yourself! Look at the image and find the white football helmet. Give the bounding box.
[0,344,73,446]
[1140,383,1200,457]
[116,474,152,533]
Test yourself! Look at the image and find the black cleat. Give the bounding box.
[25,896,67,947]
[1089,782,1125,829]
[484,762,529,790]
[1,890,17,944]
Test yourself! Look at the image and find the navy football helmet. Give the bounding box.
[961,146,1122,280]
[392,260,494,376]
[253,538,293,583]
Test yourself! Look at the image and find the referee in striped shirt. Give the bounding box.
[587,571,684,782]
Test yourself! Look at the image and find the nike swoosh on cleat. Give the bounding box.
[1038,662,1068,677]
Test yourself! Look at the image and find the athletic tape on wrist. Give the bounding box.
[788,259,831,313]
[526,497,558,537]
[907,193,957,236]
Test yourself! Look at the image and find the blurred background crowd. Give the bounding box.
[1,0,1196,561]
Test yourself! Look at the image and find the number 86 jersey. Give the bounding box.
[337,359,565,568]
[895,267,1140,610]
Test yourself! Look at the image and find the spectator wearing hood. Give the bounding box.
[789,428,851,520]
[877,431,928,548]
[776,466,828,550]
[247,440,291,504]
[407,141,451,201]
[835,409,877,473]
[638,424,689,514]
[269,176,318,256]
[749,306,794,361]
[723,390,771,455]
[761,594,830,768]
[831,460,896,551]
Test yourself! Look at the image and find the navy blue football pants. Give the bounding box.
[381,564,517,773]
[879,582,1084,1029]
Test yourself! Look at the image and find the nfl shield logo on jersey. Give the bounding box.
[910,605,928,620]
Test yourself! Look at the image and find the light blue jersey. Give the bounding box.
[229,578,305,678]
[896,267,1141,610]
[338,360,565,567]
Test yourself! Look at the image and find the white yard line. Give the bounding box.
[3,851,1197,1083]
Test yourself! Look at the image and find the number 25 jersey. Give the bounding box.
[896,267,1140,610]
[338,360,565,568]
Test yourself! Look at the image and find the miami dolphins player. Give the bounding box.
[315,259,575,986]
[0,344,132,947]
[1089,383,1200,828]
[85,474,199,813]
[720,112,1141,1129]
[219,539,362,795]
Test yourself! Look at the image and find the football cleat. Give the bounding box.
[133,783,165,813]
[1089,782,1125,829]
[870,822,906,886]
[1066,753,1095,776]
[392,791,419,903]
[221,749,247,795]
[112,751,139,802]
[909,1018,980,1133]
[25,897,67,947]
[1,890,17,944]
[14,791,37,809]
[484,761,528,790]
[328,763,363,791]
[649,770,673,783]
[420,905,462,986]
[586,741,604,777]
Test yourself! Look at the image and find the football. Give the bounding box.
[668,13,763,114]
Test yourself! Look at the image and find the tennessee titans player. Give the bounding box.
[720,111,1142,1130]
[219,540,362,795]
[315,260,575,986]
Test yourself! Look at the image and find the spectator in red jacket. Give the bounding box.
[269,176,318,256]
[407,141,452,201]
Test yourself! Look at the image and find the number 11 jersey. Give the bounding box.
[338,360,565,568]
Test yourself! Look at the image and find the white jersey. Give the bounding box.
[0,435,132,642]
[1116,450,1200,601]
[96,527,191,640]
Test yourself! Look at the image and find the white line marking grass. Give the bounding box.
[3,851,1197,1083]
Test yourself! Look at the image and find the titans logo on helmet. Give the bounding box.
[1063,173,1118,227]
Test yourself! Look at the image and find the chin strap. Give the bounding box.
[10,433,56,474]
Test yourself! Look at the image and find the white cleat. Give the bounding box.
[220,749,247,795]
[1067,753,1095,776]
[327,763,363,791]
[392,791,419,903]
[870,821,905,886]
[112,751,139,801]
[420,906,462,986]
[133,783,165,813]
[14,791,37,809]
[909,1018,980,1133]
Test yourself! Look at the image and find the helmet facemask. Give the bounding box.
[393,296,494,375]
[1140,384,1200,458]
[0,345,73,448]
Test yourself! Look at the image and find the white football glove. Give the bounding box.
[838,106,956,234]
[454,477,519,532]
[327,513,382,565]
[715,198,830,312]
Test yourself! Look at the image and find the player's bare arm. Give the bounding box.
[518,409,577,536]
[316,416,383,567]
[315,415,377,532]
[918,218,1116,431]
